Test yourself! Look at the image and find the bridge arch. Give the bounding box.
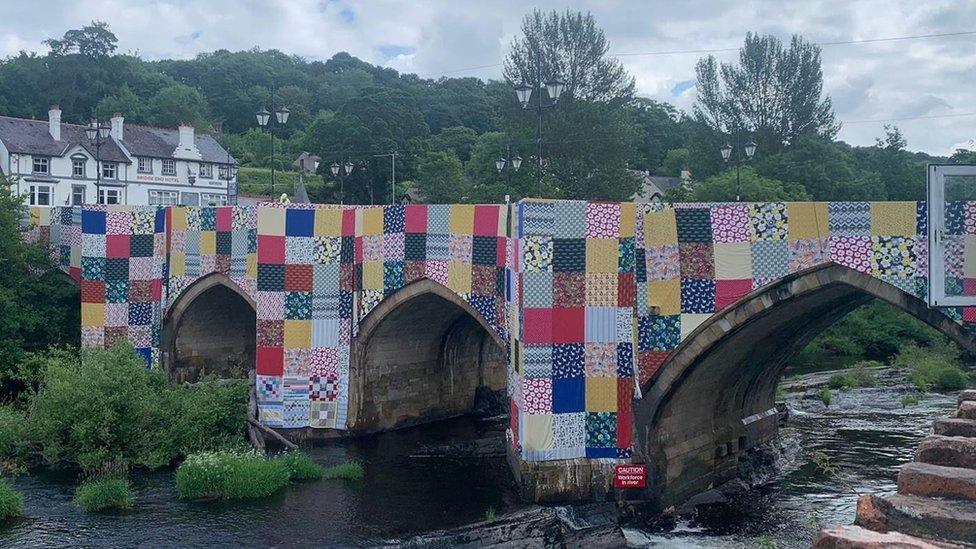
[633,262,975,508]
[345,278,506,433]
[160,273,256,383]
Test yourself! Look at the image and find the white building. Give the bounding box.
[0,106,237,207]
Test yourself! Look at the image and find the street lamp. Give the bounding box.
[495,145,522,191]
[330,160,354,205]
[256,89,289,198]
[86,119,111,204]
[514,62,564,196]
[721,137,757,202]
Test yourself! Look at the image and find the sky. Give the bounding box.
[1,0,974,155]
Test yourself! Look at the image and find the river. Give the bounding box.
[0,376,955,548]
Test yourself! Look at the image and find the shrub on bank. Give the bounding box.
[275,451,325,481]
[826,361,878,389]
[0,479,23,521]
[74,476,133,512]
[895,344,970,392]
[175,449,290,500]
[0,406,28,474]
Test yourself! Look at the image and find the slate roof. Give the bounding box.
[0,116,235,165]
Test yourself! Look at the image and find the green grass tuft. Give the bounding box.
[0,479,23,521]
[826,361,878,390]
[819,387,832,407]
[275,451,324,481]
[175,449,290,501]
[74,476,133,512]
[321,460,365,481]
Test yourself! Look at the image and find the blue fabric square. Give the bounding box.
[828,202,871,235]
[946,201,965,235]
[616,342,634,377]
[584,307,616,343]
[200,207,216,231]
[521,201,556,236]
[128,302,152,325]
[155,208,165,232]
[552,344,584,378]
[916,202,927,236]
[470,294,495,327]
[523,344,552,379]
[339,291,353,319]
[81,209,106,234]
[135,347,152,366]
[384,204,405,233]
[680,279,715,314]
[552,377,585,413]
[427,205,451,234]
[285,209,314,237]
[751,239,789,279]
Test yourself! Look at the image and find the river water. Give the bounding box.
[0,383,955,548]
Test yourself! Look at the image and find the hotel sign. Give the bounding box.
[135,174,180,184]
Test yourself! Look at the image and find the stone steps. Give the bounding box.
[934,418,976,438]
[898,461,976,501]
[957,401,976,420]
[812,524,958,548]
[915,435,976,469]
[855,493,976,545]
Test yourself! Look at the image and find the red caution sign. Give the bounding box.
[614,464,647,489]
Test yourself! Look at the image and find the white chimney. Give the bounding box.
[110,113,124,141]
[48,105,61,141]
[174,122,202,160]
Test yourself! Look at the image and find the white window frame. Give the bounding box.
[928,163,976,306]
[72,157,86,178]
[98,188,121,205]
[199,163,212,179]
[148,190,179,205]
[201,193,228,206]
[71,185,86,206]
[138,157,152,174]
[32,157,49,174]
[162,159,176,176]
[101,162,117,180]
[29,184,52,206]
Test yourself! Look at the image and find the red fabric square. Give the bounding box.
[639,351,669,387]
[285,264,313,291]
[965,278,976,297]
[106,235,130,258]
[522,308,553,343]
[551,307,584,343]
[216,207,233,231]
[496,238,507,266]
[405,204,428,233]
[257,235,285,263]
[151,278,163,301]
[617,273,635,307]
[964,307,976,323]
[69,267,81,282]
[81,280,105,303]
[354,237,363,263]
[715,279,753,311]
[342,209,356,235]
[474,205,500,236]
[256,346,284,376]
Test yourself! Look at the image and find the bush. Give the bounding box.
[827,361,878,389]
[13,343,249,472]
[896,344,970,392]
[321,460,364,481]
[0,479,23,521]
[74,476,133,512]
[819,387,832,407]
[175,449,290,500]
[0,406,27,474]
[275,451,324,481]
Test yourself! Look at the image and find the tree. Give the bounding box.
[757,136,885,200]
[694,33,838,153]
[504,9,634,103]
[147,85,211,129]
[666,166,809,202]
[416,151,468,203]
[629,99,685,173]
[854,125,926,200]
[44,21,118,59]
[96,85,148,124]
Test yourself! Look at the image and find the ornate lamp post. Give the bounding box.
[85,119,111,203]
[495,145,522,189]
[720,137,757,202]
[330,160,354,205]
[256,93,290,198]
[514,65,564,197]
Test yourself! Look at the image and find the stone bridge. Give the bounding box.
[27,197,976,509]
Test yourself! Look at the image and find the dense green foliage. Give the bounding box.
[827,361,878,389]
[321,460,365,481]
[174,449,331,500]
[74,476,133,512]
[896,344,970,392]
[275,451,325,482]
[3,344,247,473]
[0,479,23,521]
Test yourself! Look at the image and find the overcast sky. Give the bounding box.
[1,0,974,155]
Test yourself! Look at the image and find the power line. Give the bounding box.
[844,112,976,124]
[412,30,976,79]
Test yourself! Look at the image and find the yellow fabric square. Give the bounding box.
[257,206,285,236]
[283,320,311,348]
[315,208,342,236]
[786,202,828,240]
[81,303,105,327]
[585,239,618,273]
[619,202,636,238]
[871,202,917,236]
[363,208,383,235]
[363,261,384,290]
[171,207,188,230]
[585,377,617,412]
[646,279,681,315]
[521,414,554,452]
[585,273,618,307]
[680,313,711,340]
[449,204,475,234]
[246,254,257,278]
[448,261,472,293]
[644,209,678,246]
[714,242,752,280]
[28,207,40,228]
[200,231,216,256]
[170,252,186,276]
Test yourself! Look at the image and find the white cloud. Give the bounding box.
[1,0,973,154]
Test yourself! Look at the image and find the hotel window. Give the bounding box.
[29,185,51,206]
[98,188,121,205]
[101,162,117,179]
[148,190,179,205]
[72,158,86,178]
[138,157,152,173]
[218,165,229,179]
[201,193,227,206]
[162,159,176,176]
[71,185,86,205]
[199,163,212,178]
[32,157,49,174]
